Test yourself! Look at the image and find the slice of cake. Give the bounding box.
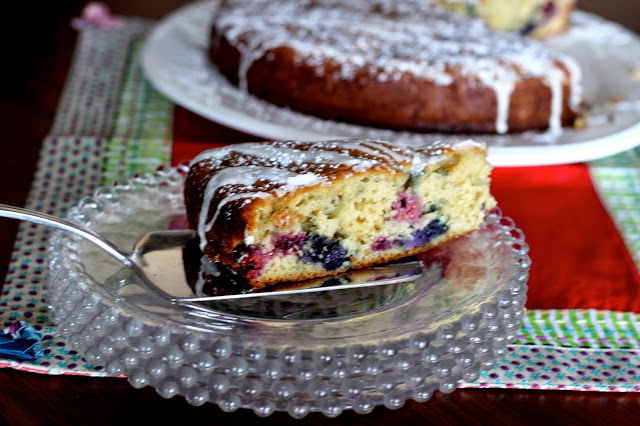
[183,139,496,288]
[437,0,575,38]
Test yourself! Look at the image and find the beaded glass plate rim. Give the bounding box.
[45,166,530,416]
[142,1,640,167]
[46,166,529,343]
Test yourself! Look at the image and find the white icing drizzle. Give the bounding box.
[191,139,479,244]
[546,68,564,133]
[356,140,413,165]
[559,56,583,110]
[214,0,582,134]
[473,65,515,134]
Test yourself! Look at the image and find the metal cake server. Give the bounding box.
[0,204,424,303]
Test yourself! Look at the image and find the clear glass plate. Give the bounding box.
[46,166,530,418]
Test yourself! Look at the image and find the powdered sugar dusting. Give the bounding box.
[284,172,323,189]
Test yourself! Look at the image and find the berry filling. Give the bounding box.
[542,1,556,20]
[233,232,351,279]
[522,2,557,35]
[232,243,270,280]
[371,219,448,251]
[233,214,446,280]
[405,219,447,248]
[520,22,537,35]
[272,233,306,255]
[302,235,349,271]
[372,237,393,252]
[391,193,422,222]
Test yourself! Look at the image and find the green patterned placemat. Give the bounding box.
[0,21,173,375]
[515,310,640,349]
[590,149,640,272]
[100,40,172,185]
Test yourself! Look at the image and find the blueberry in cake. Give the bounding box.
[183,139,496,288]
[209,0,582,134]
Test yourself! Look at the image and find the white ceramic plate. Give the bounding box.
[142,0,640,166]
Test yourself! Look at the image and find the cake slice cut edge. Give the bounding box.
[436,0,576,38]
[183,139,497,289]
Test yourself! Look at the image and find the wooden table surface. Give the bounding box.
[2,1,640,424]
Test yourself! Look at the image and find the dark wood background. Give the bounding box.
[1,1,640,424]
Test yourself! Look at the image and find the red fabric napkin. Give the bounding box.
[492,166,640,311]
[172,107,640,312]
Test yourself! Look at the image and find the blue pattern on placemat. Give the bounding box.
[0,21,171,375]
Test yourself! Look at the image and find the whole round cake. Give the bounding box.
[209,0,582,134]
